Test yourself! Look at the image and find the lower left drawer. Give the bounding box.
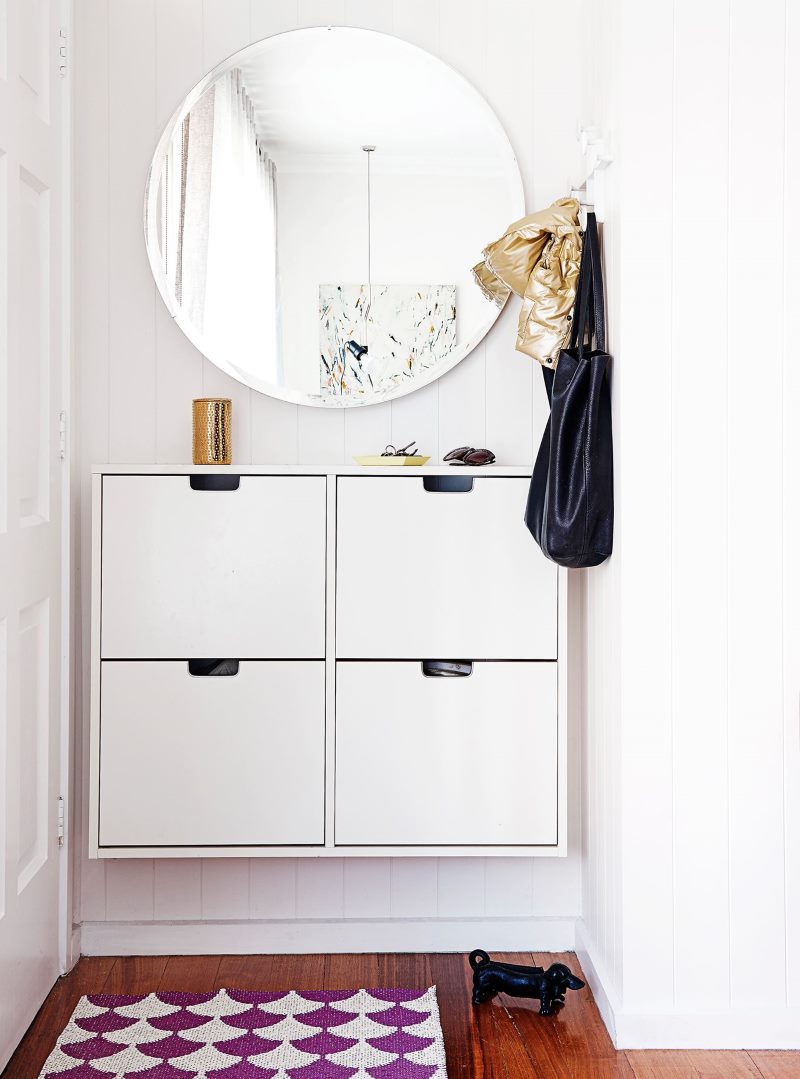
[98,661,325,848]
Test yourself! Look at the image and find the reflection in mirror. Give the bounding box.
[145,27,524,407]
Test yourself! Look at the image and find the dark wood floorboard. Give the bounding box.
[158,955,222,993]
[3,953,799,1079]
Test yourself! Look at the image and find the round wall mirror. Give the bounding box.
[144,27,524,407]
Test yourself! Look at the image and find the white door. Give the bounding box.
[0,0,66,1068]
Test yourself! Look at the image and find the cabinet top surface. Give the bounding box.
[93,464,533,477]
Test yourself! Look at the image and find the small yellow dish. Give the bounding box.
[353,455,430,467]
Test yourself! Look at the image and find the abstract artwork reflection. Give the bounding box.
[320,284,456,398]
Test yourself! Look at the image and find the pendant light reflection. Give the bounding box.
[345,144,376,375]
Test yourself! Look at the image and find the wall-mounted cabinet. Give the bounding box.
[89,466,568,858]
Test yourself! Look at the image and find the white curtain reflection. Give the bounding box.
[160,68,280,382]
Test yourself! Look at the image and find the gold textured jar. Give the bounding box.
[192,398,232,465]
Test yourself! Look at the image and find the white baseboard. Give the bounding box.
[80,915,576,957]
[68,926,83,972]
[574,919,620,1044]
[575,920,800,1050]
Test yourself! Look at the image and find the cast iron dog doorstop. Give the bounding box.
[469,950,585,1015]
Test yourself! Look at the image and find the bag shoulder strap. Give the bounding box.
[585,212,606,353]
[569,226,594,354]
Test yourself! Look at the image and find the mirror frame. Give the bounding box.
[143,26,525,408]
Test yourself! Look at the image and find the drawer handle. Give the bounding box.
[189,475,240,491]
[188,659,240,677]
[423,476,474,493]
[421,660,473,678]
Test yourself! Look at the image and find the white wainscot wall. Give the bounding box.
[73,0,585,955]
[578,0,800,1050]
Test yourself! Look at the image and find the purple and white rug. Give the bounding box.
[38,988,448,1079]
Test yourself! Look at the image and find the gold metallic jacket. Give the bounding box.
[473,197,582,369]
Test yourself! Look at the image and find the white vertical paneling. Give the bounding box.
[784,0,800,1009]
[390,383,438,462]
[296,859,344,918]
[727,0,786,1010]
[530,0,582,207]
[202,858,250,920]
[107,0,157,462]
[298,0,345,28]
[485,857,533,917]
[436,858,485,918]
[343,402,392,462]
[670,0,731,1013]
[202,0,251,72]
[581,0,800,1040]
[74,0,110,932]
[77,0,583,937]
[436,351,486,461]
[343,859,391,918]
[251,859,298,919]
[390,0,436,54]
[251,397,299,465]
[250,0,298,41]
[154,860,202,921]
[615,0,675,1008]
[344,0,392,33]
[298,407,346,463]
[531,856,581,918]
[105,860,154,921]
[74,0,110,467]
[79,857,107,923]
[155,0,204,464]
[389,858,438,917]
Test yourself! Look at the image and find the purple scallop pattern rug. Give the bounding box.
[38,988,448,1079]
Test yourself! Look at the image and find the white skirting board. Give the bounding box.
[576,921,800,1051]
[80,915,577,957]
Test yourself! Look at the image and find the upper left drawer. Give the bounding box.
[100,475,327,658]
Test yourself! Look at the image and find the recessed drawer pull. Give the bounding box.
[421,660,473,677]
[423,476,474,493]
[189,474,240,491]
[188,658,240,677]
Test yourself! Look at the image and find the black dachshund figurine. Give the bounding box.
[469,950,585,1015]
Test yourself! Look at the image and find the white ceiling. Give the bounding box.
[236,27,516,176]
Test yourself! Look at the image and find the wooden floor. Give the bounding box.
[3,952,798,1078]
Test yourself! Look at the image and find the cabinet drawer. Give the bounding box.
[101,475,326,658]
[99,661,325,847]
[335,661,557,846]
[336,477,557,659]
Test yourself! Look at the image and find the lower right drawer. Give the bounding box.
[335,661,557,846]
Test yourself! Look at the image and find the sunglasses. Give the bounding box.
[443,446,496,466]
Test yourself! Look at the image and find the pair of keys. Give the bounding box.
[381,441,419,457]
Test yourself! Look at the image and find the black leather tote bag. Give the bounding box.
[525,212,613,567]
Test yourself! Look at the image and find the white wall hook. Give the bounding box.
[570,126,613,224]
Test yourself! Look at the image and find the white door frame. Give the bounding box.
[57,0,74,976]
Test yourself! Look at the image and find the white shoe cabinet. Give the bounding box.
[89,466,568,858]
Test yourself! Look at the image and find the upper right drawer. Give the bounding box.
[336,476,557,659]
